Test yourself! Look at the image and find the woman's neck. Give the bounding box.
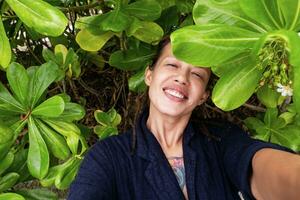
[146,106,191,156]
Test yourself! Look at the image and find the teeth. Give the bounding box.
[165,89,185,99]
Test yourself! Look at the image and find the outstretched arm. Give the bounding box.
[251,148,300,200]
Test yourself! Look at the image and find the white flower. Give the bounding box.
[276,83,293,96]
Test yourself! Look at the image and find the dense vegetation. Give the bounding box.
[0,0,299,199]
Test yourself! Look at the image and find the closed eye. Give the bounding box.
[166,63,178,68]
[192,72,203,79]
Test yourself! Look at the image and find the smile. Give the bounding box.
[164,88,187,100]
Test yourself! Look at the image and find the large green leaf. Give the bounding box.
[0,152,14,175]
[128,68,147,93]
[0,193,25,200]
[36,119,70,160]
[124,0,162,21]
[56,102,85,121]
[0,82,25,113]
[270,125,300,152]
[128,19,164,44]
[0,123,14,160]
[31,95,64,118]
[76,30,114,52]
[109,47,155,70]
[193,0,266,33]
[0,17,11,68]
[171,24,260,66]
[277,0,300,30]
[212,58,262,111]
[0,172,20,193]
[15,188,58,200]
[264,108,278,127]
[257,85,279,108]
[27,117,49,179]
[7,63,29,107]
[239,0,283,30]
[100,10,132,32]
[6,0,68,36]
[28,61,59,107]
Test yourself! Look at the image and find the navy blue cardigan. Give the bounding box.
[68,111,290,200]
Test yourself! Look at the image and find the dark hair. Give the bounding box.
[130,36,216,155]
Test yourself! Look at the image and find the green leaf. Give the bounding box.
[36,119,70,160]
[94,125,118,139]
[0,172,20,193]
[55,157,81,190]
[16,188,58,200]
[124,0,162,21]
[40,165,61,187]
[128,68,147,93]
[31,95,64,118]
[6,0,68,36]
[264,108,278,127]
[211,52,251,77]
[56,102,85,121]
[0,17,11,68]
[7,63,29,107]
[27,117,49,179]
[193,0,265,33]
[100,10,132,32]
[130,20,164,44]
[271,125,300,152]
[28,61,59,107]
[76,30,114,52]
[0,193,25,200]
[0,152,14,176]
[94,110,111,126]
[277,0,300,30]
[239,0,283,30]
[0,123,14,160]
[257,85,279,108]
[244,117,265,131]
[212,58,262,111]
[109,47,155,70]
[0,82,25,113]
[171,24,260,66]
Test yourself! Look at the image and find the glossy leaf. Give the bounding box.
[16,188,58,200]
[6,0,68,36]
[0,172,20,193]
[28,61,59,107]
[264,108,278,127]
[130,20,164,44]
[124,0,162,21]
[40,165,61,187]
[212,58,262,111]
[0,123,14,160]
[27,117,49,179]
[0,82,25,113]
[0,17,11,68]
[109,47,155,71]
[31,95,64,117]
[277,0,300,30]
[193,0,265,33]
[94,110,111,126]
[257,85,279,108]
[56,102,85,121]
[76,29,114,52]
[55,157,81,190]
[171,24,260,66]
[94,125,118,139]
[239,0,283,30]
[128,69,147,93]
[0,193,25,200]
[0,152,14,176]
[100,10,132,32]
[36,119,70,160]
[7,63,29,107]
[271,125,300,152]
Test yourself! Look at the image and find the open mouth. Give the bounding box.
[163,88,188,100]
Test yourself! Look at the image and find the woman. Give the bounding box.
[68,38,300,200]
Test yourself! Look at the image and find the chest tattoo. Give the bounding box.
[167,156,186,190]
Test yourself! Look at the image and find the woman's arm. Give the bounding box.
[251,148,300,200]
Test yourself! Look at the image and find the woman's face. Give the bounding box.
[145,42,211,119]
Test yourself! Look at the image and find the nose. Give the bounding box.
[175,69,189,85]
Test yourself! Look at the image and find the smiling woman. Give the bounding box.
[67,37,300,200]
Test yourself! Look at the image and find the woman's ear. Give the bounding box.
[144,66,152,86]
